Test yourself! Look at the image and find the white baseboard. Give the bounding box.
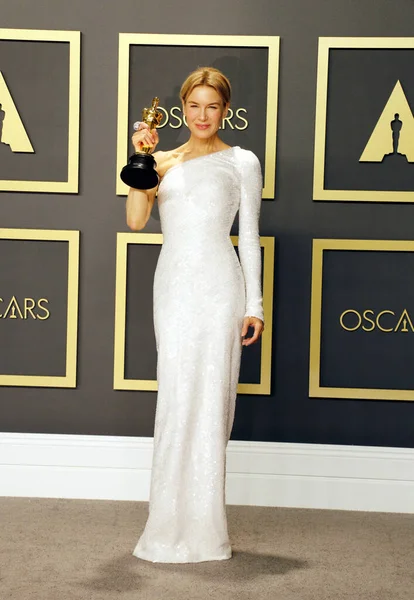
[1,433,414,513]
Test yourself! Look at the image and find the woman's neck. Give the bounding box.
[180,135,227,156]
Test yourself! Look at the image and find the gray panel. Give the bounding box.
[128,46,268,173]
[0,239,68,376]
[124,244,158,380]
[0,40,69,182]
[325,49,414,191]
[320,250,414,389]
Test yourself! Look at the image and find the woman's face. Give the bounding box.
[183,85,228,139]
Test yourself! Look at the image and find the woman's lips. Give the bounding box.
[195,124,210,130]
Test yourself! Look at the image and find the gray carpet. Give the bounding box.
[1,498,413,599]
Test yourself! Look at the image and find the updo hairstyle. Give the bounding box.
[180,67,231,106]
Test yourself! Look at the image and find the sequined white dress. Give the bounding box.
[133,146,264,563]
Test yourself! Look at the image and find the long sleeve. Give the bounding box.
[236,148,264,323]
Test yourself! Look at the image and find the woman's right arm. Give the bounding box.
[126,185,158,231]
[125,124,160,231]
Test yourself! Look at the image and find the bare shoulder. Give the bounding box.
[154,148,183,178]
[152,150,169,169]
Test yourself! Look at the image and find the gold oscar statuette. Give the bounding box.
[120,97,164,190]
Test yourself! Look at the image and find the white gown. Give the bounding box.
[133,146,264,563]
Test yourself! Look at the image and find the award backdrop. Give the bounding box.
[1,1,414,452]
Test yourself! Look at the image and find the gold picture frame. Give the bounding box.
[114,232,274,394]
[116,33,280,198]
[313,37,414,202]
[309,238,414,401]
[0,228,80,387]
[0,28,81,193]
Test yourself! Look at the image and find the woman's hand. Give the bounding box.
[241,317,264,346]
[131,122,159,153]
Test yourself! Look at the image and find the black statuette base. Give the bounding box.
[120,152,159,190]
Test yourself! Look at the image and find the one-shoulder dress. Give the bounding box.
[133,146,264,563]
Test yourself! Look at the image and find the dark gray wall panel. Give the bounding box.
[0,40,69,181]
[0,239,68,376]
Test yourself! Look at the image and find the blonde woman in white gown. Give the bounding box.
[126,67,264,564]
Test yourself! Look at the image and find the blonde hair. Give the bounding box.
[180,67,231,106]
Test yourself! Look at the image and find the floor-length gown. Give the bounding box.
[133,145,264,563]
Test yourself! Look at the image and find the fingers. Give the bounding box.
[241,319,249,338]
[133,121,149,131]
[131,128,158,152]
[142,130,157,147]
[241,318,264,346]
[152,129,159,151]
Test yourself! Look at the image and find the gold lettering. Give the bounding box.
[376,310,395,332]
[394,309,414,332]
[36,298,50,320]
[169,106,183,129]
[235,108,249,131]
[24,297,36,319]
[340,309,361,332]
[155,106,247,130]
[156,106,169,129]
[3,296,23,319]
[221,108,234,130]
[362,309,375,332]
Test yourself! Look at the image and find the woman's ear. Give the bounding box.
[222,103,230,119]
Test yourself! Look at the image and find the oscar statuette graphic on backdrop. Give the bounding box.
[0,72,34,154]
[120,97,164,189]
[359,81,414,165]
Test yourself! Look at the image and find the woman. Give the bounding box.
[126,67,264,563]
